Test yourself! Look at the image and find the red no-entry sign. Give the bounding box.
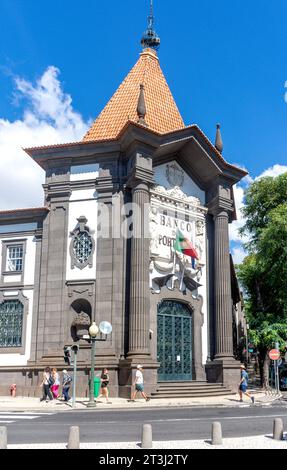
[269,349,280,360]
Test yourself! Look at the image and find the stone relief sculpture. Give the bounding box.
[71,311,91,339]
[149,174,206,296]
[149,206,159,256]
[166,162,184,188]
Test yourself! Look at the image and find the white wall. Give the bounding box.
[66,188,98,281]
[154,161,205,205]
[0,235,37,286]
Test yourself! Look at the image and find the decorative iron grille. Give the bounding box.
[73,232,93,265]
[157,300,192,381]
[0,300,23,348]
[70,216,95,270]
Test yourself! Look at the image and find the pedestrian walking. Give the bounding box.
[130,365,150,402]
[40,367,53,402]
[51,368,60,399]
[239,364,255,403]
[62,370,72,402]
[97,368,112,404]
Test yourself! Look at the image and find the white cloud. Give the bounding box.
[229,164,287,261]
[231,245,247,265]
[0,66,90,210]
[255,164,287,180]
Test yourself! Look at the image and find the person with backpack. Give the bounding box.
[62,370,72,402]
[239,364,255,404]
[40,367,53,402]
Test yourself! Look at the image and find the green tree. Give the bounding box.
[237,173,287,385]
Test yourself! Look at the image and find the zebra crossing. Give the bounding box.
[0,411,55,424]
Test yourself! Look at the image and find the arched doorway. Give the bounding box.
[157,300,193,381]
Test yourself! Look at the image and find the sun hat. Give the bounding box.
[240,365,246,369]
[63,369,68,373]
[137,364,143,369]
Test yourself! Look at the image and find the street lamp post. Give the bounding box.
[87,322,99,408]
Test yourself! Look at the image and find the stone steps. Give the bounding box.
[151,381,233,398]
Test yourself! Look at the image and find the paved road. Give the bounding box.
[4,404,287,445]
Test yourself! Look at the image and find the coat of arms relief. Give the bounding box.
[149,168,207,295]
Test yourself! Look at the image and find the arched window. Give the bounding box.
[0,300,23,348]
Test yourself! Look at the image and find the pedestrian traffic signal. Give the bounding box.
[71,344,79,353]
[63,346,71,365]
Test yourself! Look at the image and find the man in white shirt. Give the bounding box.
[130,365,150,402]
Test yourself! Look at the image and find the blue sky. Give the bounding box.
[0,0,287,261]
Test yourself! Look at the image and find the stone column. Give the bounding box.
[205,204,241,392]
[214,210,234,359]
[128,181,150,356]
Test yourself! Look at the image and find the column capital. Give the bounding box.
[126,152,154,189]
[207,197,234,220]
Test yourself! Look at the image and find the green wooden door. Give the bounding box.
[157,300,192,381]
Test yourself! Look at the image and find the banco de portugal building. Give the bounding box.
[0,14,247,398]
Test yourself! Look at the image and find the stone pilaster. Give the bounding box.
[214,210,234,359]
[128,181,150,356]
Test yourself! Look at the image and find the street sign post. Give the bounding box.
[269,349,280,361]
[269,349,280,393]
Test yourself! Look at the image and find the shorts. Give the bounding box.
[239,384,247,393]
[135,384,144,392]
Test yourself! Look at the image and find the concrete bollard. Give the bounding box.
[273,418,283,440]
[0,427,7,449]
[211,421,222,445]
[141,424,153,449]
[67,426,80,449]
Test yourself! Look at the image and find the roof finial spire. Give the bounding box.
[215,123,223,153]
[137,84,148,127]
[141,0,161,51]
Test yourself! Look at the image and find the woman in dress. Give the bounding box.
[51,368,60,399]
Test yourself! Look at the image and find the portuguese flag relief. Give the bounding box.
[174,230,199,261]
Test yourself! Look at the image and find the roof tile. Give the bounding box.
[83,48,185,142]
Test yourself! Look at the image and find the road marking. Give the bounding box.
[96,413,287,425]
[0,421,13,424]
[0,412,55,415]
[0,415,40,420]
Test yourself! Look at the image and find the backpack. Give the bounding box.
[48,375,54,387]
[64,375,72,385]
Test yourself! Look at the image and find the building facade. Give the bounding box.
[0,43,247,397]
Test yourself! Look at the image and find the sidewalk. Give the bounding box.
[0,391,282,412]
[7,434,287,449]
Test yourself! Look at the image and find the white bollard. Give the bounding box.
[211,421,222,445]
[0,427,7,449]
[141,423,153,449]
[273,418,283,440]
[67,426,80,449]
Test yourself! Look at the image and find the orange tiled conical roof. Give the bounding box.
[83,48,185,142]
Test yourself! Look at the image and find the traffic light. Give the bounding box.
[63,346,71,365]
[71,344,79,354]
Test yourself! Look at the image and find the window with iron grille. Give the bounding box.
[6,245,23,272]
[70,216,95,270]
[0,300,23,348]
[73,232,93,265]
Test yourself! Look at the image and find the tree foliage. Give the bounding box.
[237,173,287,382]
